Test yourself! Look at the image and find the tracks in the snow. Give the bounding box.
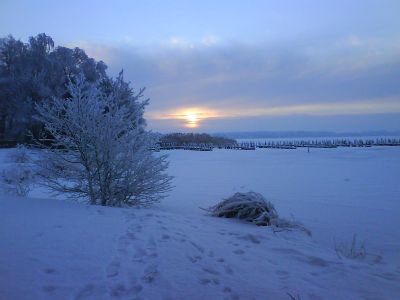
[99,210,244,299]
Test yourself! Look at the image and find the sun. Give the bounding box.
[186,112,198,123]
[185,112,199,128]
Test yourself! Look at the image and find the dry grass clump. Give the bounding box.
[207,192,311,235]
[334,234,366,259]
[334,234,382,263]
[208,192,278,226]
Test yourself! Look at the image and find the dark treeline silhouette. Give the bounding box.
[160,133,236,146]
[0,33,116,142]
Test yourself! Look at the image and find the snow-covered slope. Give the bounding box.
[0,147,399,299]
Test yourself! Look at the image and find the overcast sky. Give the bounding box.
[1,0,400,132]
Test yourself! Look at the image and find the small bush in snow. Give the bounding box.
[1,166,35,196]
[9,144,30,163]
[207,192,311,235]
[0,146,35,196]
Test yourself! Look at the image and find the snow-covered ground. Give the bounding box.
[0,147,399,299]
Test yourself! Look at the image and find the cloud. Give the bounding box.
[70,35,400,131]
[163,37,194,49]
[201,35,220,46]
[148,97,400,129]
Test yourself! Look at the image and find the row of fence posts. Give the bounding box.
[155,138,400,151]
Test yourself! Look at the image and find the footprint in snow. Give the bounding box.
[42,285,57,293]
[141,264,159,283]
[75,284,95,300]
[271,247,303,256]
[132,247,147,262]
[236,234,261,244]
[212,278,220,285]
[147,237,157,248]
[224,265,234,274]
[202,267,221,275]
[131,284,143,293]
[110,283,143,298]
[110,284,127,298]
[161,234,170,240]
[223,286,232,293]
[200,278,220,285]
[106,261,120,277]
[43,268,56,274]
[200,278,211,285]
[131,224,143,232]
[125,231,136,240]
[190,241,205,253]
[187,255,203,263]
[306,256,330,267]
[175,231,187,237]
[276,270,290,279]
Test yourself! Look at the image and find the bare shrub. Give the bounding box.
[0,166,35,196]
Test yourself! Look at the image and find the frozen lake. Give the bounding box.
[164,146,400,261]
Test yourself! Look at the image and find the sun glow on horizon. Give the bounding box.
[146,98,400,130]
[148,107,221,129]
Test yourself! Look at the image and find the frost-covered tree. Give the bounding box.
[0,33,108,141]
[33,73,172,206]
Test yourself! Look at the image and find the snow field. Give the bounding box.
[0,147,399,299]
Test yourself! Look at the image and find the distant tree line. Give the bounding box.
[160,133,236,146]
[0,33,113,142]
